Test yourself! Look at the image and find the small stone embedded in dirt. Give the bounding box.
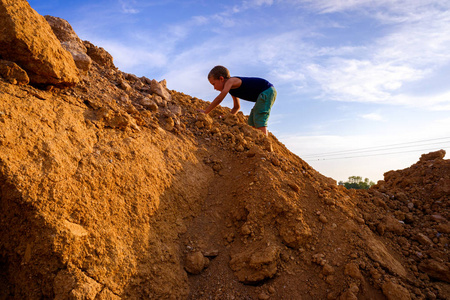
[164,116,175,131]
[0,60,29,85]
[416,233,434,246]
[381,281,411,300]
[344,262,363,280]
[140,97,158,111]
[418,259,450,283]
[229,245,280,284]
[319,215,328,224]
[203,250,219,257]
[322,264,335,275]
[287,182,300,193]
[184,251,210,275]
[247,145,261,157]
[270,156,280,166]
[382,215,404,234]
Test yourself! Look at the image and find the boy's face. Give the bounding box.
[209,76,225,91]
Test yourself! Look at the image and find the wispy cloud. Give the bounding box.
[119,0,139,14]
[361,113,384,121]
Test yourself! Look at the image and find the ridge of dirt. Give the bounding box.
[0,5,449,300]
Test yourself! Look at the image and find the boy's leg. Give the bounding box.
[257,126,268,135]
[248,110,268,135]
[251,87,276,135]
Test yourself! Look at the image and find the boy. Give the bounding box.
[199,65,276,135]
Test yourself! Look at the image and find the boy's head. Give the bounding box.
[208,65,230,80]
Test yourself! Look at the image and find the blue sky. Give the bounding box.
[28,0,450,182]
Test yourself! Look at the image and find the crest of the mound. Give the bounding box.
[0,0,79,86]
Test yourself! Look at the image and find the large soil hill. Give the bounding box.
[0,1,449,299]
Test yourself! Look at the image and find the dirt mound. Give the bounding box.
[354,149,450,299]
[0,4,449,300]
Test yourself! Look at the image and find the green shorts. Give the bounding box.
[248,86,276,128]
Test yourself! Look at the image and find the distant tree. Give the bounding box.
[339,176,375,190]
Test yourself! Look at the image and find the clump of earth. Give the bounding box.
[0,1,449,299]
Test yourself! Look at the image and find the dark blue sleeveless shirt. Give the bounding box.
[229,77,273,102]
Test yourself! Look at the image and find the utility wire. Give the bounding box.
[301,136,450,158]
[306,145,450,161]
[303,140,450,158]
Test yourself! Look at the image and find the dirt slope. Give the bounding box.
[0,4,449,300]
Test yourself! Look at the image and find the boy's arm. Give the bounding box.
[202,77,240,114]
[230,96,241,115]
[202,90,228,114]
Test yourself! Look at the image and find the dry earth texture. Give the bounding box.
[0,1,449,299]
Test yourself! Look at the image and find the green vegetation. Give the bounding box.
[338,176,375,190]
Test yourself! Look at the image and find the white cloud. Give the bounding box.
[296,5,450,109]
[96,40,168,71]
[361,113,383,121]
[297,0,447,15]
[119,0,139,14]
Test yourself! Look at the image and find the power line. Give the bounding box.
[301,136,450,158]
[306,145,450,161]
[303,140,450,158]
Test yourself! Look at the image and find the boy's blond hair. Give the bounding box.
[208,65,230,80]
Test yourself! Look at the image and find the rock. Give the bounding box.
[150,79,171,101]
[184,251,209,275]
[278,211,312,248]
[365,237,407,278]
[338,283,359,300]
[437,223,450,234]
[419,259,450,283]
[118,79,131,92]
[140,97,158,111]
[235,144,245,152]
[263,139,273,152]
[224,114,238,126]
[203,250,219,257]
[54,269,102,300]
[0,60,29,85]
[229,245,280,284]
[382,215,404,234]
[319,215,328,224]
[344,262,363,280]
[0,0,79,86]
[44,16,92,72]
[168,103,182,116]
[164,116,175,131]
[63,220,88,238]
[104,111,139,131]
[416,233,434,246]
[96,288,121,300]
[322,264,335,275]
[270,156,280,166]
[196,114,213,130]
[287,182,300,193]
[376,223,386,235]
[419,150,446,162]
[247,145,262,157]
[381,281,411,300]
[84,41,115,68]
[431,214,447,222]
